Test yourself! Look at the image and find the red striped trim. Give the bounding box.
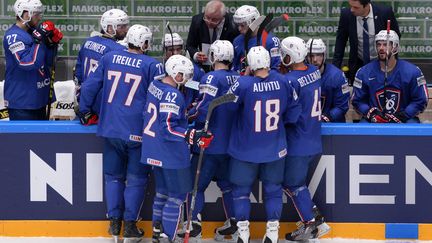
[14,44,40,66]
[167,113,185,138]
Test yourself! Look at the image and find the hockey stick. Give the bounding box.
[244,15,266,56]
[46,46,58,119]
[184,93,236,243]
[383,19,390,114]
[256,13,273,46]
[261,14,290,47]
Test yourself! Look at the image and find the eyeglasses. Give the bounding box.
[203,15,223,25]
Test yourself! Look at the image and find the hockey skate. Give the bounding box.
[312,207,331,238]
[152,221,170,243]
[262,220,279,243]
[108,218,122,243]
[285,221,318,242]
[123,221,144,243]
[214,218,238,242]
[177,221,202,243]
[235,220,250,243]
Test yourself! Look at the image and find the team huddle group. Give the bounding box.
[2,0,429,242]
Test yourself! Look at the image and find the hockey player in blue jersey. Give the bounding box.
[78,24,165,243]
[184,40,239,241]
[280,36,329,241]
[4,0,63,120]
[162,32,205,108]
[74,9,129,114]
[352,30,428,123]
[306,38,350,122]
[232,5,281,73]
[227,46,301,243]
[140,55,213,242]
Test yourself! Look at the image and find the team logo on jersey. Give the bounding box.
[375,88,400,113]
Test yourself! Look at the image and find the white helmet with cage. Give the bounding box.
[100,9,129,37]
[125,24,153,52]
[375,30,399,54]
[247,46,270,71]
[13,0,43,23]
[209,40,234,64]
[233,5,260,26]
[163,33,184,47]
[280,36,308,66]
[165,55,194,85]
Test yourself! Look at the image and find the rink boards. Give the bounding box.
[0,121,431,240]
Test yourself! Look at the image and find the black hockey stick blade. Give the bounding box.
[262,14,290,47]
[257,13,274,46]
[244,15,265,56]
[204,93,236,131]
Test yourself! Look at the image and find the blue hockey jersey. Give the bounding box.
[321,63,350,122]
[232,33,281,72]
[284,64,322,156]
[228,70,300,163]
[79,50,164,142]
[189,69,240,154]
[141,80,190,169]
[3,24,55,109]
[352,59,428,118]
[182,63,205,108]
[75,36,126,113]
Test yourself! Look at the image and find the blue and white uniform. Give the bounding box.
[141,80,192,241]
[187,69,240,221]
[3,24,55,119]
[75,35,125,113]
[283,64,322,222]
[232,34,281,72]
[79,49,164,222]
[352,59,428,123]
[321,63,350,122]
[228,70,300,221]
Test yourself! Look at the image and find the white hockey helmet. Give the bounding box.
[100,9,129,36]
[209,40,234,64]
[13,0,43,23]
[165,55,194,85]
[247,46,270,71]
[163,33,184,47]
[280,36,308,66]
[126,24,153,52]
[306,38,326,54]
[233,5,260,26]
[375,30,399,54]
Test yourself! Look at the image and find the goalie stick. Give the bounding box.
[261,14,290,47]
[184,93,236,243]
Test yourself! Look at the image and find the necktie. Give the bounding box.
[212,28,217,43]
[363,17,370,63]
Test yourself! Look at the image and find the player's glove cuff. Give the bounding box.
[185,128,214,149]
[386,111,409,123]
[321,114,331,122]
[366,107,389,123]
[78,111,98,126]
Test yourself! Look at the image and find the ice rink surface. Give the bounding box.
[0,238,431,243]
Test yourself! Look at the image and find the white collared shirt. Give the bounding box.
[356,4,377,61]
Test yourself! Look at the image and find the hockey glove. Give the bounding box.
[185,129,214,149]
[366,107,389,123]
[239,56,248,76]
[321,114,331,122]
[386,111,409,123]
[78,111,98,126]
[32,21,63,47]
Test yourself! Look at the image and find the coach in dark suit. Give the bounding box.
[333,0,400,83]
[186,0,239,71]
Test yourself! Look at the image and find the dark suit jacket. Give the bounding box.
[186,13,239,61]
[332,3,400,81]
